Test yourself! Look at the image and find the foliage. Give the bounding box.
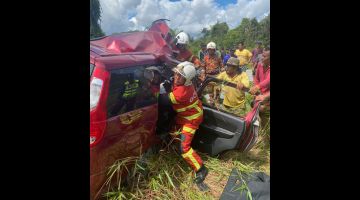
[189,15,270,55]
[90,0,105,39]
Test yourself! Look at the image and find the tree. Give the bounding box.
[201,28,211,38]
[259,14,270,46]
[90,0,105,39]
[189,14,270,54]
[210,22,229,38]
[249,18,260,46]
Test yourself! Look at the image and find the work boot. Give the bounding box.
[194,165,208,184]
[194,165,209,192]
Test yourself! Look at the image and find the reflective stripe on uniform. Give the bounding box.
[169,92,179,104]
[182,126,196,134]
[176,100,203,121]
[176,100,199,112]
[182,109,203,120]
[182,148,201,171]
[194,105,202,113]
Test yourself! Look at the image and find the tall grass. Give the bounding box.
[104,123,269,200]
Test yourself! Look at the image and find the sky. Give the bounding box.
[99,0,270,38]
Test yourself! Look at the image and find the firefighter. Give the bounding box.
[173,32,202,68]
[159,61,209,187]
[173,31,205,82]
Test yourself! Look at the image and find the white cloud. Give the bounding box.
[99,0,270,37]
[99,0,142,33]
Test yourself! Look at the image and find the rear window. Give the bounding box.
[90,64,94,77]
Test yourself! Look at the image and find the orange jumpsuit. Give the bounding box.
[175,49,201,67]
[168,84,204,171]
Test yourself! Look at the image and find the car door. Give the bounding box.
[90,65,161,199]
[103,65,160,159]
[192,76,251,156]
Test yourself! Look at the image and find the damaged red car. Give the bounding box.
[90,19,261,199]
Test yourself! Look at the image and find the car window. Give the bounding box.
[200,78,252,118]
[107,66,158,118]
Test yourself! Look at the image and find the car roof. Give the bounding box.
[93,53,159,71]
[90,31,173,71]
[90,31,170,56]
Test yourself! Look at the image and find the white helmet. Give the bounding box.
[175,32,189,45]
[172,61,196,86]
[144,66,161,81]
[207,41,216,49]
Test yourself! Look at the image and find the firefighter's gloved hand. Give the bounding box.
[162,80,172,93]
[160,83,167,94]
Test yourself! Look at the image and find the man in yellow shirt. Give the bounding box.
[217,57,250,117]
[234,42,253,72]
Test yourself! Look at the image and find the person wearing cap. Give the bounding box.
[158,61,208,186]
[173,32,201,67]
[216,57,250,117]
[201,41,223,76]
[234,42,253,72]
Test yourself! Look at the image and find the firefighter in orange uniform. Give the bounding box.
[159,61,209,187]
[173,32,202,67]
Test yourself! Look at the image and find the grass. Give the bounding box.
[103,80,270,200]
[103,123,269,200]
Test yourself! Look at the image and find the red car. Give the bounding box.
[90,19,260,199]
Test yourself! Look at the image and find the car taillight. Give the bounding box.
[90,66,109,148]
[90,77,103,110]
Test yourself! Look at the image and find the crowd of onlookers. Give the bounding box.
[170,31,270,128]
[196,41,270,127]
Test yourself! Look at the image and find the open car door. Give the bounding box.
[192,76,260,156]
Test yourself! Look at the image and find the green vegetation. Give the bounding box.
[90,0,105,39]
[188,15,270,54]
